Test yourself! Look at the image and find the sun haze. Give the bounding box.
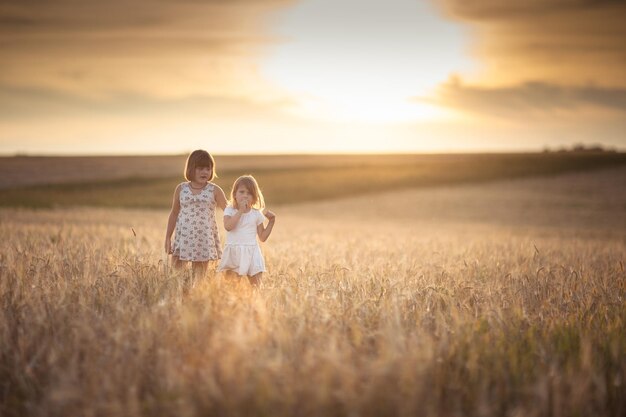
[0,0,625,154]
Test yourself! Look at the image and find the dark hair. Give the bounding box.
[184,150,216,181]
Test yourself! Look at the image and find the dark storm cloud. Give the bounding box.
[428,78,626,118]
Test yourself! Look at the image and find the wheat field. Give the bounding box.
[1,167,625,416]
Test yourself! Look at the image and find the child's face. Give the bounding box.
[194,166,211,182]
[235,186,253,206]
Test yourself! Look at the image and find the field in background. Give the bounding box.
[1,152,625,208]
[1,166,625,416]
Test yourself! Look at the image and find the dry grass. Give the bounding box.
[1,168,625,416]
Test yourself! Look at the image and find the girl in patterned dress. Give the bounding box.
[217,175,276,286]
[164,150,227,279]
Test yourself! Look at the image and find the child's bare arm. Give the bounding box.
[164,184,182,253]
[225,200,249,230]
[213,184,227,211]
[257,210,276,242]
[224,211,243,231]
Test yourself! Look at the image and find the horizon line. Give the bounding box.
[1,146,622,158]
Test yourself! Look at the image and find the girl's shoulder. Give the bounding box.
[174,182,188,193]
[251,208,265,222]
[208,182,224,192]
[224,204,237,215]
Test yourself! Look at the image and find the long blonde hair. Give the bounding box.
[230,175,265,210]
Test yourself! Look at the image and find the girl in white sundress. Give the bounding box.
[164,150,227,278]
[217,175,276,286]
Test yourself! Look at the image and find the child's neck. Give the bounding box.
[190,180,207,188]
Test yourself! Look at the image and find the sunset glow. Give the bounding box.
[262,0,472,123]
[0,0,624,154]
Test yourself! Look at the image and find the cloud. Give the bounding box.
[0,0,290,34]
[438,0,624,20]
[0,0,292,100]
[0,85,296,122]
[434,0,626,86]
[426,77,626,119]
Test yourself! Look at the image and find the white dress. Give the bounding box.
[171,182,222,262]
[217,206,266,276]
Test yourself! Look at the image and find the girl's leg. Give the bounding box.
[176,261,207,295]
[223,270,239,282]
[222,270,246,290]
[191,261,208,283]
[171,256,189,298]
[205,260,218,280]
[192,261,208,277]
[248,272,262,287]
[171,255,185,269]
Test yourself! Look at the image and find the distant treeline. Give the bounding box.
[543,144,619,153]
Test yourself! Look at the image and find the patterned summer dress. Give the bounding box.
[171,182,222,262]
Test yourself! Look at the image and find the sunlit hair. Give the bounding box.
[184,150,216,182]
[230,175,265,210]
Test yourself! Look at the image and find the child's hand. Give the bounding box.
[164,237,172,254]
[237,197,250,211]
[264,209,276,221]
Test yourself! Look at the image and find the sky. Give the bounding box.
[0,0,625,155]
